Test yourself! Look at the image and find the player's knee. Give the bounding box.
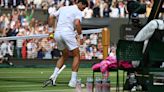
[72,48,80,57]
[62,53,68,59]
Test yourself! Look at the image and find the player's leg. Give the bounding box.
[44,31,66,86]
[49,48,69,85]
[60,32,83,87]
[68,47,80,87]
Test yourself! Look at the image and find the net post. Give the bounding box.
[102,27,110,59]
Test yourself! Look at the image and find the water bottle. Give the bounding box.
[95,77,102,92]
[75,78,82,92]
[129,73,137,90]
[102,71,109,80]
[102,78,110,92]
[129,73,137,85]
[86,77,93,92]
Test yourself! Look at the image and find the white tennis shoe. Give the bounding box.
[68,80,85,88]
[49,75,57,86]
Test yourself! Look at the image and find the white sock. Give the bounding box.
[53,67,59,75]
[50,67,59,79]
[70,72,77,82]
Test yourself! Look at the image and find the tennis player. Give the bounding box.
[47,0,88,87]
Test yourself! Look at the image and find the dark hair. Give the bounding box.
[78,0,88,7]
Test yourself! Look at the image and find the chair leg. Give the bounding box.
[92,71,94,92]
[148,74,154,92]
[116,69,119,92]
[123,71,125,92]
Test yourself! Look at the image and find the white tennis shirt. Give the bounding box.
[52,5,83,33]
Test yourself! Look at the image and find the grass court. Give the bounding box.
[0,67,124,92]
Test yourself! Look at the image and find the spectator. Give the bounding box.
[48,38,60,59]
[24,7,35,23]
[17,2,25,10]
[80,51,86,59]
[103,2,111,17]
[109,46,116,56]
[31,39,38,59]
[41,0,49,12]
[110,2,119,18]
[93,1,100,17]
[90,33,98,45]
[91,44,97,59]
[4,0,9,8]
[85,51,92,60]
[99,0,105,18]
[118,1,126,18]
[26,0,33,7]
[0,41,14,65]
[22,40,27,59]
[9,0,18,8]
[41,38,52,59]
[11,9,20,21]
[1,41,8,56]
[8,41,14,57]
[28,1,36,9]
[97,39,102,52]
[51,44,61,59]
[0,42,3,63]
[95,50,103,59]
[0,0,4,7]
[6,23,19,36]
[93,5,100,18]
[82,6,93,19]
[0,14,6,36]
[34,0,42,9]
[16,27,25,58]
[26,39,33,59]
[3,41,14,59]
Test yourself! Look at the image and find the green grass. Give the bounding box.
[0,68,124,92]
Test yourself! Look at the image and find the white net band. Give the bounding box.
[0,28,103,41]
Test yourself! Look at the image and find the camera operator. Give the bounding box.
[0,41,14,66]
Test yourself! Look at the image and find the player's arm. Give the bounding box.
[48,7,59,28]
[74,19,82,35]
[48,8,60,37]
[75,19,83,45]
[50,7,60,17]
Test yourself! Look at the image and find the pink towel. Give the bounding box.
[92,56,133,72]
[92,56,117,73]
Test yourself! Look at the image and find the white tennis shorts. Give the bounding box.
[54,31,78,51]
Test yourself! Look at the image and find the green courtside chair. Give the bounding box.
[147,41,164,92]
[116,40,144,91]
